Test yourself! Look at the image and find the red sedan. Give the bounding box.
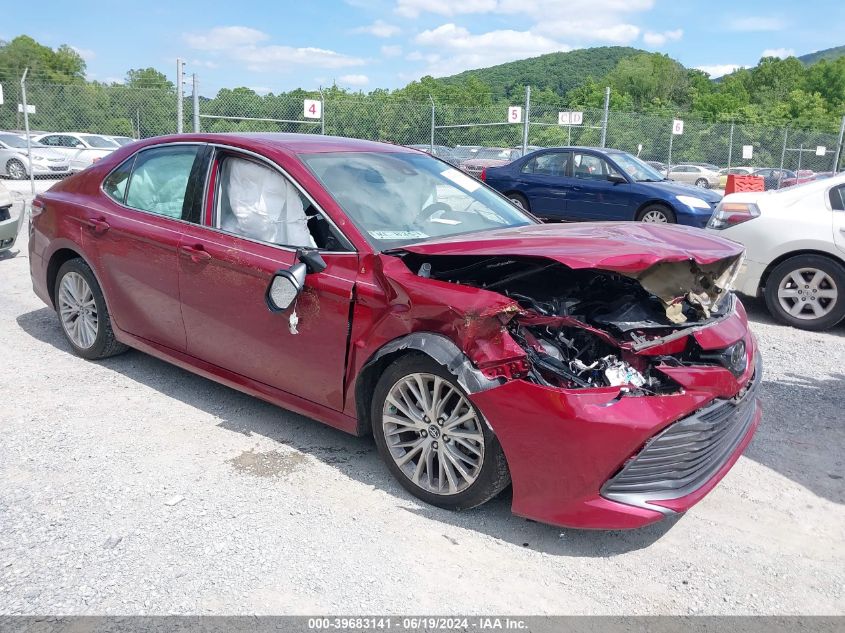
[29,133,762,529]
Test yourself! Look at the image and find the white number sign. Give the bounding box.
[816,146,826,156]
[672,119,684,135]
[0,84,4,105]
[742,145,753,159]
[508,106,522,124]
[18,103,36,114]
[570,111,583,125]
[557,111,570,125]
[303,99,322,119]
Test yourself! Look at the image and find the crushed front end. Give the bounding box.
[393,244,762,529]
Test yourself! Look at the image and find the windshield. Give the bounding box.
[300,151,535,250]
[609,152,666,182]
[80,134,119,148]
[112,136,135,146]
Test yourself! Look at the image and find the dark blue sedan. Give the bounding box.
[482,147,722,227]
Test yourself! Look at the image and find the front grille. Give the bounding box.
[602,356,761,510]
[49,166,68,171]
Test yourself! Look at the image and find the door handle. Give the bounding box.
[85,218,110,234]
[180,244,212,263]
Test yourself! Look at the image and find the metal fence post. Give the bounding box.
[522,85,531,154]
[778,128,789,189]
[600,87,610,148]
[176,58,184,134]
[20,68,35,197]
[833,114,845,173]
[429,95,435,152]
[192,73,200,133]
[727,121,734,169]
[319,88,325,135]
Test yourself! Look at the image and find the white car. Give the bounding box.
[667,164,721,189]
[32,133,118,172]
[707,173,845,330]
[0,179,22,252]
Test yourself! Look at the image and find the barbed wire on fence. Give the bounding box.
[4,79,843,174]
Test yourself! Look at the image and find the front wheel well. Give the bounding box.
[46,248,86,307]
[759,249,845,293]
[354,349,409,437]
[634,200,673,218]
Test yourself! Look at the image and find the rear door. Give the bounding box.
[86,143,209,351]
[177,148,358,411]
[831,183,845,256]
[514,151,571,219]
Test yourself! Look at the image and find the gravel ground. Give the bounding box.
[0,183,843,615]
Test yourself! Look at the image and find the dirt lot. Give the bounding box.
[0,187,843,615]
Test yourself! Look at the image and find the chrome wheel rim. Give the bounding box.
[641,209,668,223]
[695,179,708,188]
[382,372,485,495]
[508,196,525,209]
[58,272,98,348]
[8,160,25,180]
[777,268,838,320]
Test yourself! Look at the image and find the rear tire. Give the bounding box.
[695,178,709,188]
[54,258,128,360]
[506,192,529,211]
[763,255,845,331]
[637,204,676,224]
[372,353,510,511]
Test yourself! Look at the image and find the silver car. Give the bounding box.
[667,164,721,189]
[0,132,71,180]
[0,179,22,252]
[32,132,118,172]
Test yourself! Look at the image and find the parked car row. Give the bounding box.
[0,131,136,179]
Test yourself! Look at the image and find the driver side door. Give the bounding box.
[177,148,359,411]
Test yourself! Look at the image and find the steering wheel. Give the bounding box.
[416,202,453,224]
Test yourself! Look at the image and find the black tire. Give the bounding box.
[371,353,510,511]
[636,204,676,224]
[506,192,529,211]
[763,254,845,331]
[695,178,709,188]
[6,159,27,180]
[54,258,129,359]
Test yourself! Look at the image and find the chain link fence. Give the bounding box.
[6,79,844,179]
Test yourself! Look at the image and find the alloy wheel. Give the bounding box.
[58,272,99,349]
[777,268,838,320]
[7,160,26,180]
[641,209,669,223]
[382,372,485,495]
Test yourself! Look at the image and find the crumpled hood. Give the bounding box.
[401,222,743,274]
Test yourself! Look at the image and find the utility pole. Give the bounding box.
[192,73,200,133]
[176,58,185,134]
[833,114,845,173]
[522,85,531,155]
[600,87,610,148]
[20,68,34,196]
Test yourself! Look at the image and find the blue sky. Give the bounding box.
[4,0,843,95]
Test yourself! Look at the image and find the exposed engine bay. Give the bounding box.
[399,253,744,394]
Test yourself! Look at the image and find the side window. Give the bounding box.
[215,155,348,251]
[573,153,610,180]
[61,136,80,148]
[103,156,136,204]
[40,136,59,146]
[522,152,569,176]
[830,185,845,211]
[125,146,200,219]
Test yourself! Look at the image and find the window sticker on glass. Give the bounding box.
[369,230,429,240]
[440,168,481,192]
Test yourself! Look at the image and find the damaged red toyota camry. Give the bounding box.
[29,134,762,529]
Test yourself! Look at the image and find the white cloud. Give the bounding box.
[414,23,569,76]
[338,74,370,86]
[380,44,403,57]
[70,46,96,61]
[184,26,365,70]
[727,16,787,32]
[190,59,219,69]
[643,28,683,47]
[184,26,268,50]
[761,47,795,59]
[353,20,401,38]
[695,64,745,78]
[396,0,496,18]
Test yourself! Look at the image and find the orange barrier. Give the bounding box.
[725,174,765,194]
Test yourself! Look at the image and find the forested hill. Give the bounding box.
[799,45,845,65]
[437,47,642,99]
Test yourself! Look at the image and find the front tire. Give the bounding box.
[763,255,845,331]
[54,258,128,359]
[637,204,676,224]
[7,159,26,180]
[372,353,510,511]
[695,178,709,188]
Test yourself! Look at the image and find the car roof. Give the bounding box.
[131,132,418,154]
